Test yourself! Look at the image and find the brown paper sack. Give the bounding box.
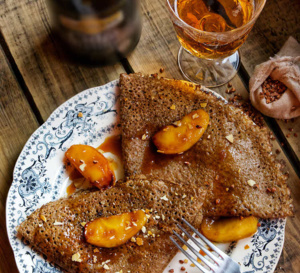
[249,37,300,119]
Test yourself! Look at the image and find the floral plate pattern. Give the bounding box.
[6,80,285,273]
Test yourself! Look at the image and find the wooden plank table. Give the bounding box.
[0,0,299,272]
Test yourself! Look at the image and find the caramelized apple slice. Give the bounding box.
[65,144,115,190]
[152,109,209,154]
[84,210,147,248]
[200,217,258,243]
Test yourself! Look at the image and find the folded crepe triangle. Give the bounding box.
[18,176,206,273]
[120,73,293,218]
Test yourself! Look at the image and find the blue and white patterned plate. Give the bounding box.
[6,80,285,273]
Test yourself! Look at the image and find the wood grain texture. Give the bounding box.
[0,47,39,273]
[239,0,300,161]
[0,0,125,121]
[128,0,300,272]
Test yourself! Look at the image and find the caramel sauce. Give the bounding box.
[141,140,190,174]
[67,182,77,195]
[199,249,206,256]
[97,135,122,159]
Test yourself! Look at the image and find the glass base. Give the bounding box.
[178,47,240,88]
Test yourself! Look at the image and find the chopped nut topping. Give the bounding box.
[81,222,86,227]
[93,248,100,253]
[170,104,176,110]
[77,112,83,118]
[40,215,47,222]
[160,195,169,201]
[184,161,191,165]
[173,121,182,127]
[103,264,110,270]
[182,245,188,251]
[162,214,165,220]
[226,188,229,191]
[79,163,86,172]
[53,221,64,226]
[157,150,165,153]
[225,134,234,143]
[238,168,241,173]
[207,134,211,139]
[192,113,199,119]
[141,226,146,233]
[130,237,136,243]
[200,102,207,108]
[244,244,250,250]
[72,252,82,262]
[142,134,147,140]
[93,256,97,263]
[267,187,276,193]
[93,160,98,164]
[182,194,187,199]
[136,237,143,246]
[247,179,256,187]
[191,196,194,201]
[175,192,179,196]
[146,214,151,219]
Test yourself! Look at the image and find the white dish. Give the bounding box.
[6,80,285,273]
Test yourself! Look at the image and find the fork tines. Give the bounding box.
[170,218,226,273]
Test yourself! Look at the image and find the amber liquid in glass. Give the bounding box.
[174,0,254,59]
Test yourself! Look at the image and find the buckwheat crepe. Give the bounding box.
[18,176,206,273]
[119,73,293,218]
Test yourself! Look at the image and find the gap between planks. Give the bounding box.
[0,31,44,125]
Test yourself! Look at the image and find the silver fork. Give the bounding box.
[170,218,242,273]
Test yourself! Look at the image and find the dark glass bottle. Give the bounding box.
[47,0,141,65]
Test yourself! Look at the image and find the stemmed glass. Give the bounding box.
[166,0,266,87]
